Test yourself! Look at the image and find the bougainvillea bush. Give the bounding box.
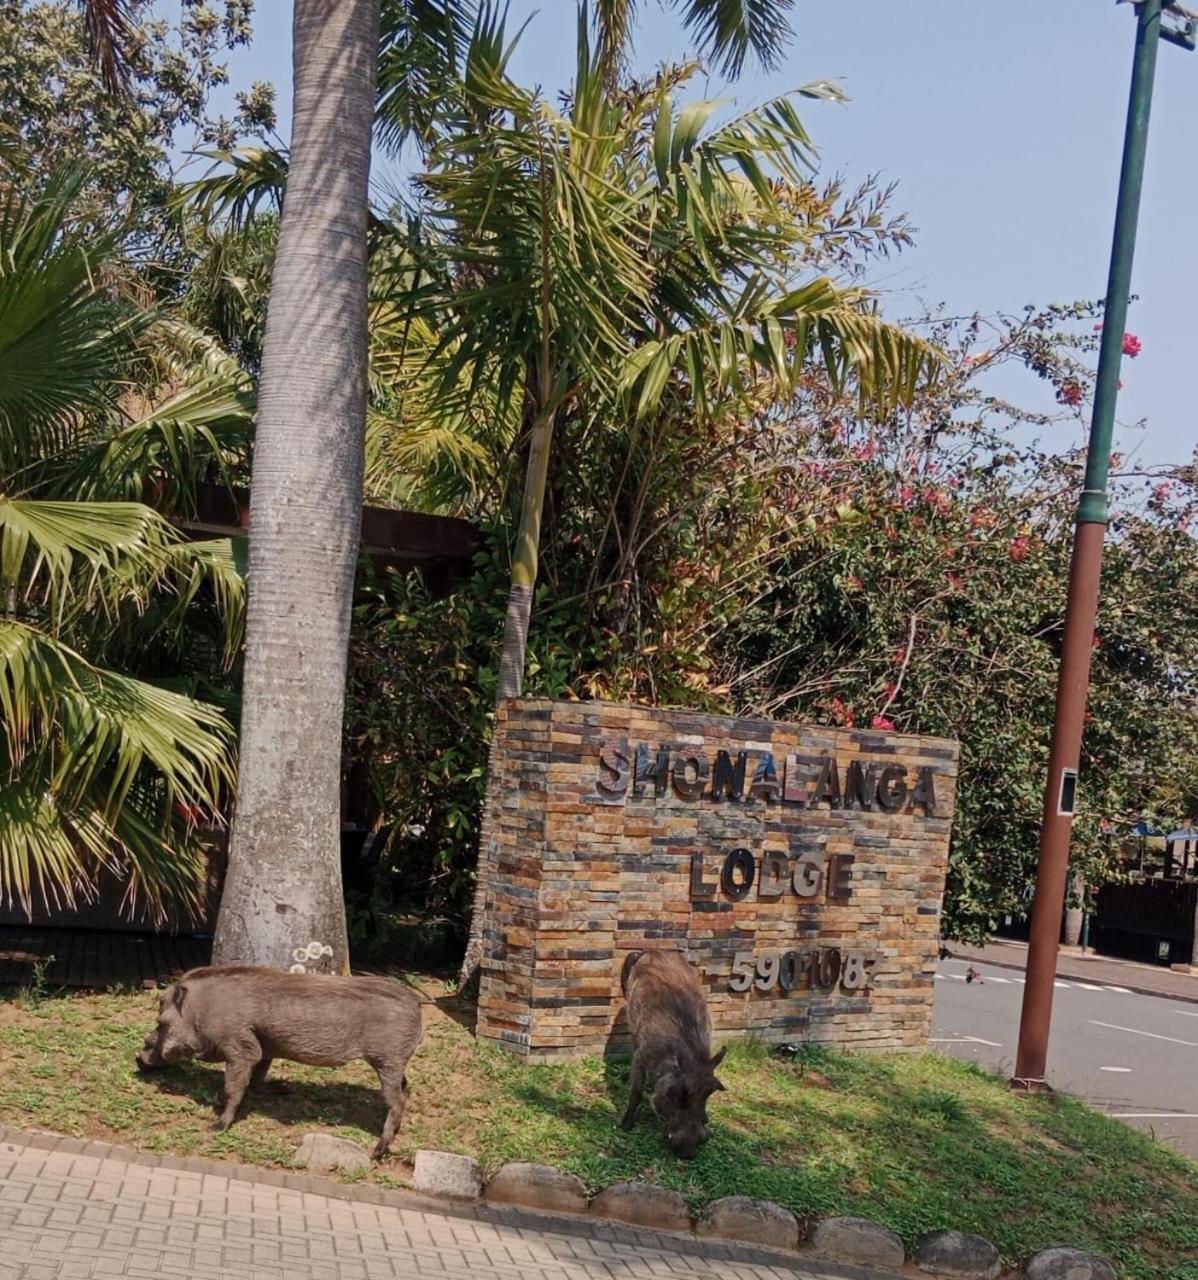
[347,293,1198,944]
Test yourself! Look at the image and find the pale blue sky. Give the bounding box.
[200,0,1198,471]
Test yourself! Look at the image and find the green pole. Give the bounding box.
[1078,0,1162,524]
[1013,0,1163,1089]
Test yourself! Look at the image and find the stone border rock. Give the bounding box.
[0,1127,1122,1280]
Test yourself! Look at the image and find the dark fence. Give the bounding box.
[1093,878,1197,965]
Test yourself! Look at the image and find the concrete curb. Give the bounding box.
[0,1126,895,1280]
[0,1126,1122,1279]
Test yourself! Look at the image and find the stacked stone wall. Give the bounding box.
[477,699,959,1060]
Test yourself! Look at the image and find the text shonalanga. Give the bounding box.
[598,743,940,816]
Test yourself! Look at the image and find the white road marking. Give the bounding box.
[1104,986,1131,994]
[1105,1112,1198,1120]
[939,973,967,981]
[1054,981,1073,989]
[1176,1010,1198,1018]
[1099,1066,1132,1073]
[1090,1021,1198,1048]
[987,976,1012,984]
[1075,982,1104,991]
[929,1035,1002,1048]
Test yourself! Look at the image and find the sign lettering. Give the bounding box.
[598,741,938,815]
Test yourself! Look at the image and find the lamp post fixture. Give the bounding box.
[1011,0,1194,1091]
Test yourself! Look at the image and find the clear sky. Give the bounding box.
[206,0,1198,471]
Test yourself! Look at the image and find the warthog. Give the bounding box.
[619,949,726,1158]
[136,965,422,1158]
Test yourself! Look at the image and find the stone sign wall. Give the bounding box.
[477,698,959,1060]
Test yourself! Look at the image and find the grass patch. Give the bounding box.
[0,980,1194,1278]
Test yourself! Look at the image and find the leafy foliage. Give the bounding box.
[1,1,274,257]
[0,167,246,919]
[349,297,1198,940]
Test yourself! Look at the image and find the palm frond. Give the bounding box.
[0,497,179,617]
[0,620,235,824]
[163,537,247,668]
[75,0,136,94]
[175,147,289,232]
[0,773,209,922]
[621,273,944,420]
[0,170,137,483]
[0,781,104,915]
[61,375,255,508]
[670,0,795,78]
[376,0,480,152]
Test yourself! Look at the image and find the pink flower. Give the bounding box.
[851,441,879,461]
[871,715,895,731]
[883,681,899,699]
[784,328,797,349]
[1094,323,1104,331]
[1110,452,1124,469]
[1009,537,1030,562]
[1153,483,1173,503]
[898,484,916,504]
[1057,382,1083,407]
[829,696,855,728]
[1122,332,1142,358]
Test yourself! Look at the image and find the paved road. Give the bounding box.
[933,957,1198,1158]
[0,1137,884,1280]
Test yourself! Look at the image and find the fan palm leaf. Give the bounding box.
[0,622,230,917]
[0,170,138,483]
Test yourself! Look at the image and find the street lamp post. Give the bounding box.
[1012,0,1193,1091]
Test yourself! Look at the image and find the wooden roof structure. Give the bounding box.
[176,483,479,597]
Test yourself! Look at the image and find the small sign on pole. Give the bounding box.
[1057,769,1079,817]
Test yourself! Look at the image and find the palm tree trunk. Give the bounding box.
[213,0,380,973]
[458,139,558,988]
[458,404,556,986]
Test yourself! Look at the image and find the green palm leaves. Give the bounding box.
[403,22,940,458]
[0,171,244,919]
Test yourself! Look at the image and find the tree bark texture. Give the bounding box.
[214,0,380,973]
[458,407,556,986]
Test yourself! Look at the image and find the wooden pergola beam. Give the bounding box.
[175,483,479,596]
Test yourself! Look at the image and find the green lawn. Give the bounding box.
[0,980,1194,1279]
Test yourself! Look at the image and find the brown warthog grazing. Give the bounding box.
[136,966,422,1158]
[619,949,726,1158]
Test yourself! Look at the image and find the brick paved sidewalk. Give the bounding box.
[0,1129,890,1280]
[947,937,1198,1004]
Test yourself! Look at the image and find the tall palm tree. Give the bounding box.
[412,25,943,982]
[211,0,382,972]
[200,0,802,973]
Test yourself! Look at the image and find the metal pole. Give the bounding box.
[1012,0,1163,1090]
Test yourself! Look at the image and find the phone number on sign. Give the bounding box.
[726,948,875,995]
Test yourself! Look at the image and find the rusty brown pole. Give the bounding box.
[1012,525,1106,1088]
[1012,0,1165,1090]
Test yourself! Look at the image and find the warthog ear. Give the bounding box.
[709,1046,727,1070]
